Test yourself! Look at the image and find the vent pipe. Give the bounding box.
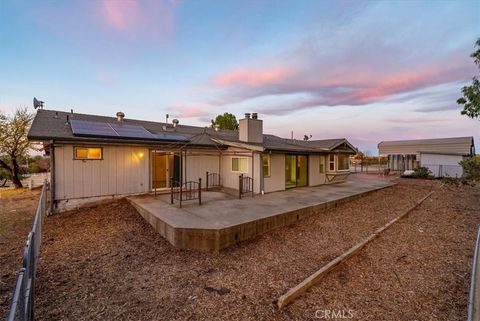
[252,112,258,119]
[244,113,251,119]
[172,119,179,128]
[116,112,125,122]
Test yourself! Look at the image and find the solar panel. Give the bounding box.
[70,120,117,137]
[70,120,188,142]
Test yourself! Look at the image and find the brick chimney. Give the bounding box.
[239,112,263,143]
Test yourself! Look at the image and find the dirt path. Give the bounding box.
[0,189,40,317]
[0,179,465,320]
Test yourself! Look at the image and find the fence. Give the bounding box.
[170,178,202,208]
[238,174,254,199]
[468,228,480,321]
[7,181,48,321]
[422,164,463,178]
[205,172,220,191]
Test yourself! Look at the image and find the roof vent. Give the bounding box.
[172,119,179,128]
[116,112,125,122]
[252,112,258,119]
[244,113,251,119]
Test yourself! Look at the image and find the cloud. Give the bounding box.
[99,0,177,41]
[213,67,292,87]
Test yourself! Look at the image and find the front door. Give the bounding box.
[285,155,308,188]
[151,151,180,189]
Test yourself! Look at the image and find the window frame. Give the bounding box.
[329,154,335,171]
[337,154,350,171]
[73,146,104,160]
[263,154,271,178]
[231,157,248,173]
[319,156,325,173]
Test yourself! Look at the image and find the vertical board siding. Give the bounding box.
[54,144,149,201]
[308,155,326,186]
[264,153,285,193]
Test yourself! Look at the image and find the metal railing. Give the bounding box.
[7,181,48,321]
[423,164,463,178]
[205,172,220,191]
[468,227,480,321]
[239,174,253,199]
[170,177,202,208]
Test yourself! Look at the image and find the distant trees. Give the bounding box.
[458,38,480,118]
[211,112,239,130]
[0,107,34,188]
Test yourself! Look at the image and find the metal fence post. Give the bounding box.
[239,174,243,199]
[170,177,174,204]
[206,171,209,191]
[198,178,202,205]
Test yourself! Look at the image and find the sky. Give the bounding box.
[0,0,479,154]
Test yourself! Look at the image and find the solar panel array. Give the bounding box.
[70,120,188,142]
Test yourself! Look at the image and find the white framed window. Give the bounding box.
[74,147,103,160]
[329,154,335,171]
[232,157,248,173]
[319,156,325,173]
[338,154,350,170]
[263,154,270,177]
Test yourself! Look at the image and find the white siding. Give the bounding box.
[264,153,285,193]
[420,153,464,178]
[220,148,261,193]
[54,144,150,201]
[308,155,327,186]
[184,151,221,184]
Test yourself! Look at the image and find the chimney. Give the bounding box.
[116,112,125,122]
[239,112,263,143]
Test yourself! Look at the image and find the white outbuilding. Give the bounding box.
[378,137,475,177]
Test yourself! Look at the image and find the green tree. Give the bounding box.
[0,107,34,188]
[458,38,480,118]
[211,112,239,130]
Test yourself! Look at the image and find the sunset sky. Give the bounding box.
[0,0,479,153]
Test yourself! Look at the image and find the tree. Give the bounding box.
[458,38,480,118]
[211,112,239,130]
[0,107,34,188]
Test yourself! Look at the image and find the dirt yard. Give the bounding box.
[2,179,479,320]
[0,188,40,317]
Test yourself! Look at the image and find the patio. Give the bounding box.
[127,176,395,252]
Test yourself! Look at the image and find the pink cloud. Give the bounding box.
[99,0,177,41]
[175,104,211,118]
[213,67,291,87]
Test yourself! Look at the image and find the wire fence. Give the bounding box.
[422,164,463,178]
[7,181,47,321]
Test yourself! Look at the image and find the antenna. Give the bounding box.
[33,97,44,109]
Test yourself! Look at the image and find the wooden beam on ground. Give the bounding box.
[277,190,435,309]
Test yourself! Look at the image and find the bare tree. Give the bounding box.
[0,107,34,188]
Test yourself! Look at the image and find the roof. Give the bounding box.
[378,137,475,156]
[28,109,356,154]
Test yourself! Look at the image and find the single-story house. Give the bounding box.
[28,110,357,212]
[378,136,475,177]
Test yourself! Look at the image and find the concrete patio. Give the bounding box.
[127,175,395,252]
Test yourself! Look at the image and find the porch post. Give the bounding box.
[198,177,202,205]
[239,174,243,199]
[170,177,174,204]
[206,171,209,191]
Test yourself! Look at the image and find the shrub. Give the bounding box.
[460,158,480,182]
[412,166,431,179]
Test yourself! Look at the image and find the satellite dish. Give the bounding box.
[33,97,44,109]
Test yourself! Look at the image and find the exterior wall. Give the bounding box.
[420,153,463,178]
[264,153,285,193]
[324,153,349,184]
[183,151,221,184]
[220,147,261,193]
[54,144,150,201]
[308,154,327,186]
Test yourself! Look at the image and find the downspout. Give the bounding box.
[49,140,56,215]
[259,152,264,194]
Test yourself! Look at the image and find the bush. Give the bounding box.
[412,166,431,179]
[460,158,480,182]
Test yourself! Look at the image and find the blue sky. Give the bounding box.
[0,0,479,153]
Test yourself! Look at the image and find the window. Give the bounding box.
[329,154,335,171]
[232,157,247,172]
[319,156,325,173]
[74,147,102,160]
[263,154,270,177]
[338,154,350,170]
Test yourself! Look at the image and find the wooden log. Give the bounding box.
[277,190,435,309]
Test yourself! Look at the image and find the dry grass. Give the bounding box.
[2,179,479,320]
[0,189,40,317]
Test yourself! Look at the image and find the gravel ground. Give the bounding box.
[25,179,479,320]
[0,189,40,317]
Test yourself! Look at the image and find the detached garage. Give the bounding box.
[378,137,475,177]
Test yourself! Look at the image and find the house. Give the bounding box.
[27,110,357,212]
[378,137,475,177]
